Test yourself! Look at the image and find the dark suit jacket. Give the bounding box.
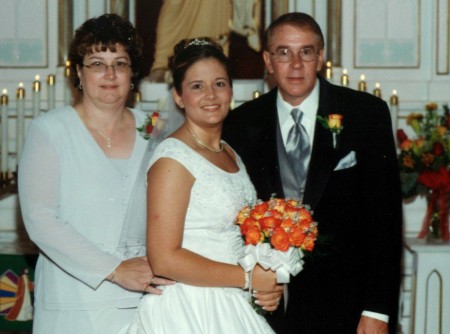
[223,76,403,334]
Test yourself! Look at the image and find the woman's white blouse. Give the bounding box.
[18,106,149,310]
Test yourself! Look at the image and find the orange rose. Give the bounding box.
[421,153,434,167]
[285,205,301,221]
[251,202,269,219]
[236,206,251,225]
[280,217,294,231]
[245,226,264,245]
[271,227,290,251]
[303,235,316,251]
[259,216,282,232]
[298,207,313,223]
[289,226,306,247]
[328,114,343,130]
[402,155,415,169]
[240,217,259,235]
[399,139,413,151]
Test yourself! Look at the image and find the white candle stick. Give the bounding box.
[373,82,382,98]
[16,82,25,162]
[32,75,41,118]
[358,74,367,92]
[325,61,333,81]
[1,89,9,175]
[390,89,399,140]
[64,60,72,105]
[340,69,349,86]
[47,74,56,110]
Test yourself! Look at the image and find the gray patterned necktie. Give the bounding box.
[285,108,311,193]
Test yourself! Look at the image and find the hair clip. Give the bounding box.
[185,38,212,48]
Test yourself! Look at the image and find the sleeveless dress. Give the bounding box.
[127,138,275,334]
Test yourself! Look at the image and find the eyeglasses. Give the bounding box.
[82,61,132,73]
[269,47,320,63]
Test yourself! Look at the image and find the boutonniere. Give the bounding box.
[317,114,344,148]
[137,111,159,140]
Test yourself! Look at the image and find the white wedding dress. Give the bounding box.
[127,138,274,334]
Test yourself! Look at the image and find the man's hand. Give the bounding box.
[357,315,388,334]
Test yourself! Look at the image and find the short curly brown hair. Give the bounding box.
[68,13,144,92]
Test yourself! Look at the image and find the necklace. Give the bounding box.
[96,129,112,148]
[185,124,224,153]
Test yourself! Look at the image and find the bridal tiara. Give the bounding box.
[185,38,212,48]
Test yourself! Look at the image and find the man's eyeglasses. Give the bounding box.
[82,61,132,73]
[269,47,320,63]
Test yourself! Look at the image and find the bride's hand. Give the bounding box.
[109,256,175,294]
[251,265,277,293]
[254,285,284,312]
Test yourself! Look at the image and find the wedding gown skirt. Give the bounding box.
[127,139,274,334]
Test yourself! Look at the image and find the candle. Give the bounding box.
[340,69,349,86]
[64,60,72,105]
[32,75,41,118]
[253,91,261,99]
[1,89,9,176]
[134,90,142,110]
[16,82,25,162]
[47,74,56,110]
[325,61,333,80]
[389,89,399,140]
[373,82,382,98]
[358,74,367,92]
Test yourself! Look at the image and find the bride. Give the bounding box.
[127,38,282,333]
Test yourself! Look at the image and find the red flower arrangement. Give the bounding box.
[397,103,450,240]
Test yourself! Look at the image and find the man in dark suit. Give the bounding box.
[223,12,403,334]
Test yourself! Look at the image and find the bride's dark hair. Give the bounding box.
[168,37,232,94]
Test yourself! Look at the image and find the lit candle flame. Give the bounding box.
[18,82,24,88]
[375,82,380,88]
[360,74,365,81]
[392,89,397,95]
[342,69,348,75]
[326,61,332,67]
[35,74,40,81]
[2,89,6,95]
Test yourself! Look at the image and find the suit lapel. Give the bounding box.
[303,77,340,210]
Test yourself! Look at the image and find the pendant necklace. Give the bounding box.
[185,124,224,153]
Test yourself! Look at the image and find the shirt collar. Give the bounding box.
[276,79,320,126]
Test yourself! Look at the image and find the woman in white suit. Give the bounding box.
[18,14,172,334]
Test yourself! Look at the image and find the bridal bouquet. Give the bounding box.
[236,197,318,284]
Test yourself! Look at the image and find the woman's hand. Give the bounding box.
[251,265,277,293]
[109,256,175,294]
[254,284,284,312]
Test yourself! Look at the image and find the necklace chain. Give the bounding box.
[185,124,224,153]
[96,129,112,148]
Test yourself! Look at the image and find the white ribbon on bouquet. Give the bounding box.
[238,243,305,284]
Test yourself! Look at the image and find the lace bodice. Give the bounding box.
[149,138,257,264]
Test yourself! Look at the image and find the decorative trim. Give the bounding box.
[436,0,449,74]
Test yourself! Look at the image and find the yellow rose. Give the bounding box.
[328,114,343,130]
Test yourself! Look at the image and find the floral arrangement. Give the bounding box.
[236,197,318,281]
[317,114,343,148]
[235,197,318,313]
[137,112,159,140]
[397,103,450,240]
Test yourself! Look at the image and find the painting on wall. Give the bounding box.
[0,0,47,68]
[354,0,420,68]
